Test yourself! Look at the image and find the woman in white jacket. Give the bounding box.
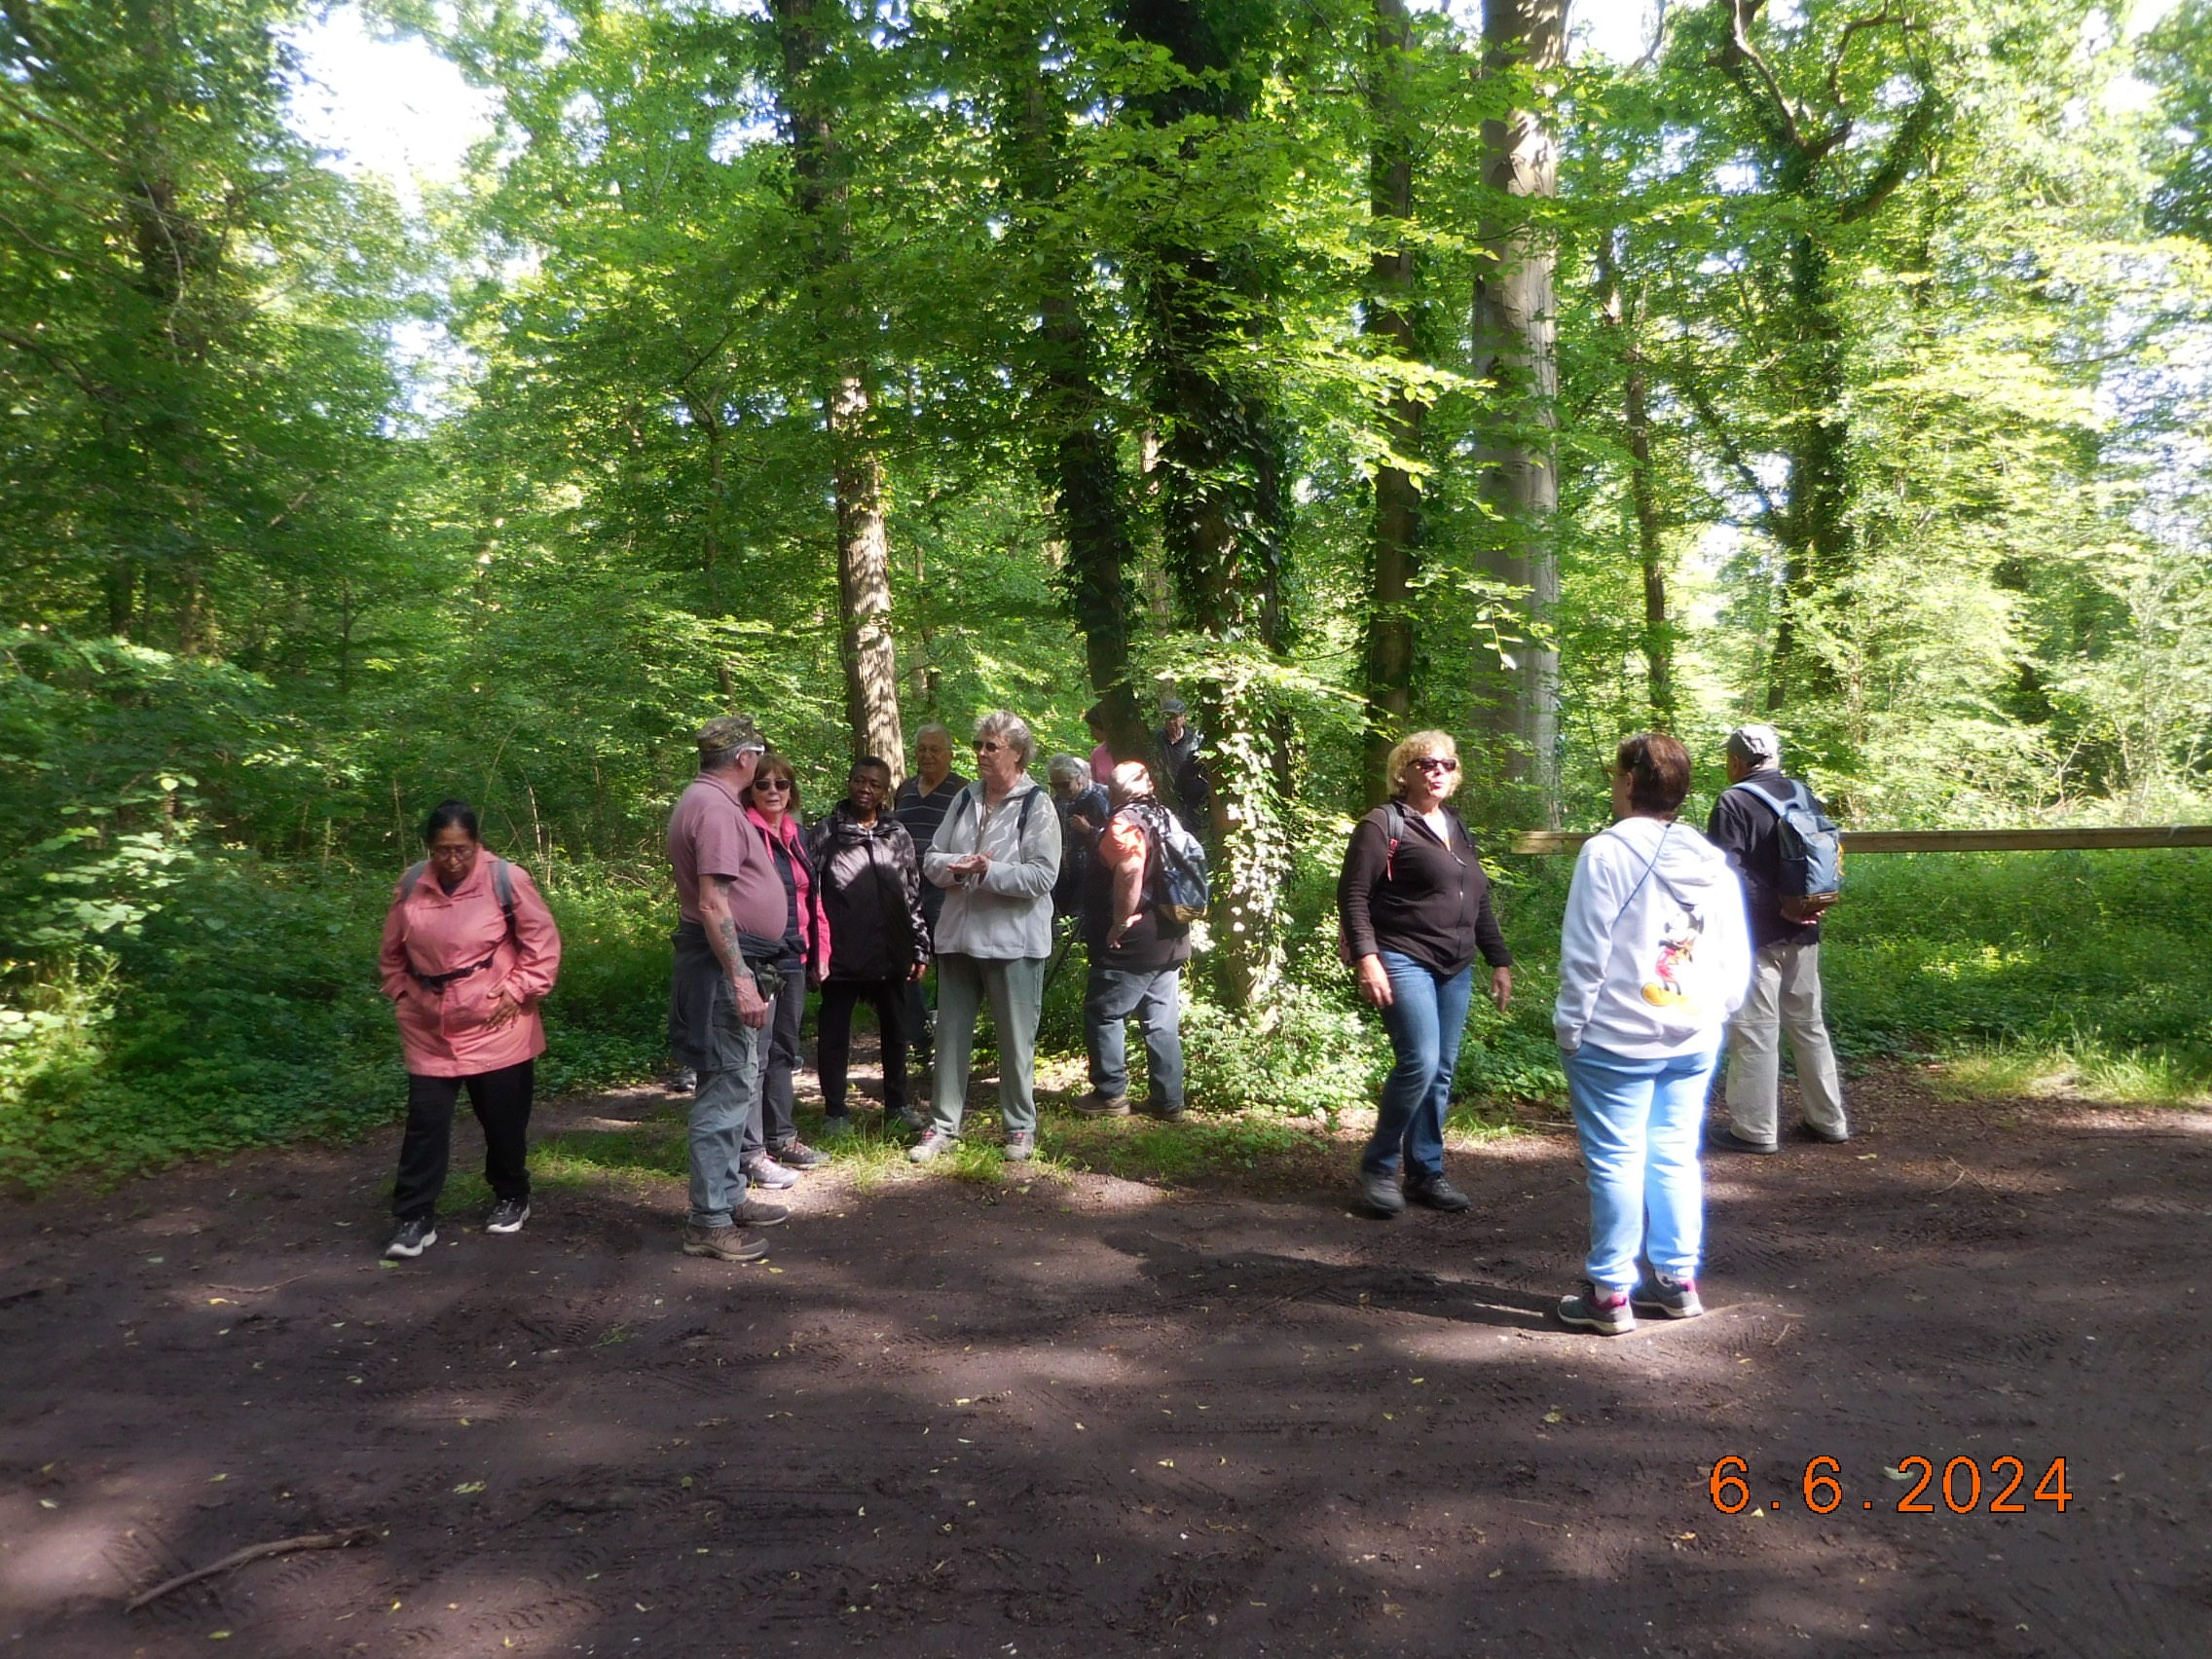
[1553,732,1751,1335]
[910,710,1063,1165]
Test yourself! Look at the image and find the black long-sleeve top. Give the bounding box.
[1705,768,1823,949]
[1337,802,1513,978]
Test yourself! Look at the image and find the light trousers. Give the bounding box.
[930,952,1048,1137]
[1567,1042,1720,1294]
[1723,938,1846,1144]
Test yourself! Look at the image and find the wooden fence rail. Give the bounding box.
[1507,826,2212,856]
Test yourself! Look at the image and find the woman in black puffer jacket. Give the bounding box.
[805,756,932,1134]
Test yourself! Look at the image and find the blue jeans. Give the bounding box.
[1564,1041,1721,1294]
[1085,966,1185,1111]
[1362,952,1474,1182]
[686,974,763,1229]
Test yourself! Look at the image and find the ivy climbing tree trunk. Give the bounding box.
[1120,0,1294,1016]
[1703,0,1940,714]
[1469,0,1566,822]
[1361,0,1420,807]
[1005,36,1149,760]
[768,0,904,776]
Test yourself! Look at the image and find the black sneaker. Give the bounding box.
[1707,1125,1780,1156]
[484,1199,531,1235]
[770,1137,830,1169]
[1405,1175,1473,1213]
[1556,1281,1636,1336]
[1797,1120,1852,1144]
[384,1216,438,1259]
[1631,1271,1704,1319]
[1359,1168,1407,1218]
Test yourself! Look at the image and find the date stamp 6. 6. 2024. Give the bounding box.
[1708,1456,2073,1516]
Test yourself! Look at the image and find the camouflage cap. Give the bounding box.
[696,714,766,764]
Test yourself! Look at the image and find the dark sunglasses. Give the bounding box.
[753,777,793,793]
[974,740,1006,754]
[1409,756,1458,773]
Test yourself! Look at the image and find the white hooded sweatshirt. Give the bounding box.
[1553,815,1752,1058]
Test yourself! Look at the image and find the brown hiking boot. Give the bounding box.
[682,1224,769,1263]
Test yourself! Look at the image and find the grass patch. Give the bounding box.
[1931,1039,2212,1109]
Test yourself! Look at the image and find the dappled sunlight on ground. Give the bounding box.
[1,1067,2206,1655]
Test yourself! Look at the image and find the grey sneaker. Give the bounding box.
[682,1224,768,1263]
[1071,1091,1130,1119]
[819,1113,858,1139]
[1631,1271,1704,1319]
[484,1198,532,1235]
[384,1216,438,1259]
[741,1155,799,1190]
[734,1198,790,1229]
[1557,1281,1637,1336]
[1004,1129,1036,1162]
[1359,1168,1406,1218]
[770,1137,830,1169]
[908,1128,956,1163]
[895,1105,929,1132]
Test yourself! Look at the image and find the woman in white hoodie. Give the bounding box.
[1553,733,1751,1336]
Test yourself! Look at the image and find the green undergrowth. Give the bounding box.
[11,844,2210,1192]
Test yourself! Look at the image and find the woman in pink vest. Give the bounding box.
[377,799,563,1260]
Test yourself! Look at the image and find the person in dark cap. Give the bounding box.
[1155,696,1211,834]
[1705,722,1850,1153]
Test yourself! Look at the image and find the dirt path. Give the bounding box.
[2,1065,2207,1658]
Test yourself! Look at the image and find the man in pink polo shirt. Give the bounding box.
[667,715,793,1262]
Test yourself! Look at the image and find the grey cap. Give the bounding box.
[1725,722,1783,766]
[1160,697,1188,718]
[696,714,766,764]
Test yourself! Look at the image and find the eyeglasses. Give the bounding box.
[1409,756,1458,773]
[974,740,1005,755]
[427,843,476,862]
[754,778,792,793]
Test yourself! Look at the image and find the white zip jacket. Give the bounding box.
[1554,815,1752,1058]
[922,777,1062,961]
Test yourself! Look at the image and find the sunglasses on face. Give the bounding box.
[754,778,793,793]
[1409,756,1458,773]
[974,740,1006,755]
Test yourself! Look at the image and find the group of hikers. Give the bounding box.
[375,703,1849,1338]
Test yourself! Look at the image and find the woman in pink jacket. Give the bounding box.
[377,799,563,1260]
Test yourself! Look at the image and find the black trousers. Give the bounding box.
[392,1058,534,1221]
[743,963,805,1159]
[818,978,911,1117]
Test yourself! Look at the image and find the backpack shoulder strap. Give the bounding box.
[493,858,516,930]
[399,860,427,900]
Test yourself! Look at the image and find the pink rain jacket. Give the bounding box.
[746,805,831,980]
[379,855,563,1078]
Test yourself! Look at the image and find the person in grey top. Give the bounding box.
[909,710,1062,1165]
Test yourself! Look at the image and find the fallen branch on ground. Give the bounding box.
[125,1528,378,1612]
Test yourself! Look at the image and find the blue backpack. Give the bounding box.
[1728,778,1842,922]
[1130,801,1210,930]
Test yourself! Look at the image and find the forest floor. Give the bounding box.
[2,1059,2208,1659]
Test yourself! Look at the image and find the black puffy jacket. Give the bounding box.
[805,803,931,982]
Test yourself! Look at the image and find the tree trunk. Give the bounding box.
[1469,0,1567,823]
[1597,233,1673,728]
[767,0,904,777]
[831,373,904,775]
[1362,0,1421,807]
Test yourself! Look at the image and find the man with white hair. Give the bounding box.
[1706,723,1849,1152]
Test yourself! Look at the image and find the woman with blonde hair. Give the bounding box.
[1337,732,1513,1218]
